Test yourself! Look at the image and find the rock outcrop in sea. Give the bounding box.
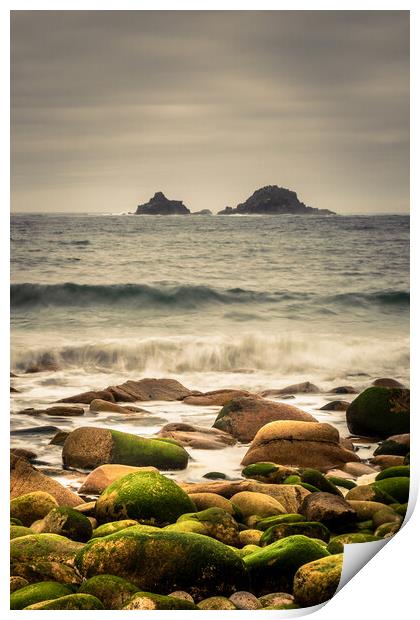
[136,192,191,215]
[217,186,335,216]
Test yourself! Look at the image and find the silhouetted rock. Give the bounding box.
[192,209,212,215]
[217,186,335,216]
[136,192,190,215]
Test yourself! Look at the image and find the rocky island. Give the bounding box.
[218,186,335,216]
[136,192,191,215]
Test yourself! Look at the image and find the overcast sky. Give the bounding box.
[11,10,409,214]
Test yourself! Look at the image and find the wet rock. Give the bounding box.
[231,491,286,520]
[107,378,194,402]
[168,591,195,603]
[31,506,92,542]
[203,471,230,479]
[187,492,234,515]
[342,462,377,476]
[260,521,330,545]
[25,593,104,609]
[10,581,73,609]
[157,422,236,449]
[79,574,140,609]
[78,464,159,495]
[293,554,343,606]
[76,529,249,600]
[173,507,240,546]
[346,387,409,438]
[18,405,85,417]
[320,400,350,411]
[213,396,317,443]
[10,448,37,461]
[49,431,70,445]
[241,421,360,470]
[11,455,83,507]
[328,386,357,394]
[259,592,295,608]
[372,378,405,388]
[373,477,410,503]
[229,591,262,610]
[11,491,59,526]
[183,389,251,406]
[89,399,148,414]
[345,484,397,504]
[346,500,390,520]
[242,462,298,483]
[260,381,321,396]
[254,513,306,531]
[59,389,115,404]
[375,465,410,481]
[136,191,191,216]
[62,426,189,470]
[197,596,236,610]
[95,470,195,526]
[327,533,381,553]
[300,492,357,530]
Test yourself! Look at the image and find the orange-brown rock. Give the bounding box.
[78,464,159,495]
[157,422,236,449]
[183,389,251,406]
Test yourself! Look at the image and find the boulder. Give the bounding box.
[187,493,235,515]
[327,533,381,553]
[89,399,149,414]
[238,530,263,546]
[175,507,240,546]
[241,421,360,470]
[183,389,251,406]
[370,455,406,469]
[229,591,262,610]
[78,575,141,609]
[346,387,409,438]
[124,592,197,610]
[375,465,410,481]
[92,520,139,538]
[10,576,29,593]
[260,381,321,396]
[230,491,286,520]
[300,493,357,530]
[136,191,191,215]
[75,529,249,600]
[18,405,85,416]
[260,521,330,545]
[59,378,193,404]
[319,401,350,412]
[78,464,159,495]
[213,396,317,443]
[95,471,196,525]
[243,535,330,594]
[347,501,390,520]
[293,554,343,606]
[372,378,405,388]
[328,386,357,394]
[197,597,236,610]
[342,462,377,476]
[11,525,33,539]
[345,484,397,504]
[62,427,189,470]
[373,477,410,503]
[10,581,73,609]
[11,491,59,526]
[59,390,115,404]
[157,422,236,449]
[259,592,295,608]
[25,594,104,609]
[30,506,92,542]
[242,462,298,483]
[10,448,37,461]
[11,455,84,507]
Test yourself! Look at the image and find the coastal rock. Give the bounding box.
[79,575,144,610]
[95,470,196,525]
[260,381,321,396]
[174,507,240,546]
[328,386,357,394]
[238,529,263,546]
[213,396,317,443]
[59,390,115,404]
[18,405,84,416]
[346,387,410,438]
[92,520,140,538]
[319,400,350,412]
[75,529,249,600]
[10,576,29,592]
[187,492,235,515]
[136,191,191,215]
[11,533,84,581]
[62,427,189,470]
[230,491,286,520]
[342,462,377,476]
[229,591,262,610]
[25,593,104,610]
[192,209,212,215]
[183,389,250,406]
[300,492,357,530]
[11,525,35,539]
[59,378,194,404]
[217,186,335,216]
[124,592,197,610]
[327,533,381,553]
[260,521,330,545]
[241,421,360,470]
[89,399,148,414]
[242,462,299,483]
[372,378,405,388]
[259,593,295,608]
[370,455,406,469]
[10,448,37,461]
[78,464,159,495]
[10,581,73,610]
[157,422,236,449]
[30,506,93,542]
[11,491,59,527]
[373,435,410,457]
[293,554,343,606]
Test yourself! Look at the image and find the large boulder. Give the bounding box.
[62,427,189,470]
[95,471,196,525]
[346,387,410,438]
[183,389,251,406]
[75,529,249,600]
[11,455,83,507]
[10,581,73,609]
[293,554,343,606]
[173,507,240,546]
[31,506,93,542]
[157,422,236,449]
[241,421,360,470]
[11,491,59,527]
[78,574,139,609]
[213,396,316,443]
[59,378,193,404]
[187,493,235,515]
[78,464,158,495]
[123,592,197,610]
[300,492,357,531]
[25,593,104,609]
[230,491,286,520]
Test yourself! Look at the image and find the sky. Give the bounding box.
[11,10,409,214]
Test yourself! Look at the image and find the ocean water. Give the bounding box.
[10,212,410,489]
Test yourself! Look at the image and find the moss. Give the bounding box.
[92,519,139,538]
[203,471,229,480]
[255,514,306,531]
[10,581,73,609]
[393,503,408,516]
[79,574,139,609]
[374,522,401,537]
[10,491,58,527]
[24,593,105,609]
[371,507,402,529]
[293,554,343,606]
[300,469,342,496]
[327,533,381,553]
[176,507,240,545]
[124,592,197,609]
[31,506,92,542]
[164,520,208,535]
[75,528,249,601]
[242,463,279,478]
[95,471,196,526]
[346,387,409,438]
[198,596,237,610]
[260,522,330,546]
[244,535,330,595]
[110,429,189,469]
[326,477,356,490]
[346,484,397,504]
[373,477,410,503]
[11,559,81,587]
[376,465,410,481]
[283,475,302,484]
[374,440,409,457]
[10,525,33,539]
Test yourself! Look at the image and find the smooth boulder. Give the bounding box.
[346,387,409,438]
[293,554,343,606]
[300,492,357,531]
[78,464,158,495]
[157,422,236,449]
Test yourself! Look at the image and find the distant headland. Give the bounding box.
[135,186,336,216]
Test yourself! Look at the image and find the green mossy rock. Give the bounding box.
[10,525,33,539]
[25,593,104,609]
[242,463,280,478]
[10,491,59,527]
[374,440,409,457]
[326,477,356,490]
[327,533,381,553]
[10,518,23,526]
[95,471,195,526]
[235,544,261,558]
[11,560,82,586]
[164,520,208,535]
[198,596,237,610]
[393,503,408,516]
[176,507,240,545]
[345,484,397,504]
[31,506,92,542]
[10,581,73,609]
[243,535,330,595]
[374,522,401,537]
[255,514,306,531]
[203,471,229,480]
[123,592,197,609]
[78,574,139,609]
[300,469,342,496]
[375,466,410,481]
[373,477,410,503]
[346,387,409,439]
[371,507,402,529]
[293,554,343,606]
[260,522,330,546]
[92,519,139,538]
[283,475,302,484]
[11,533,84,568]
[75,529,249,600]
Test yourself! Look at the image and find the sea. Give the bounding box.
[10,212,410,492]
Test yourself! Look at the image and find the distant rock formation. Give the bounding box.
[217,186,335,216]
[136,192,191,215]
[192,209,213,216]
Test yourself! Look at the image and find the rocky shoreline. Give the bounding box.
[10,376,410,610]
